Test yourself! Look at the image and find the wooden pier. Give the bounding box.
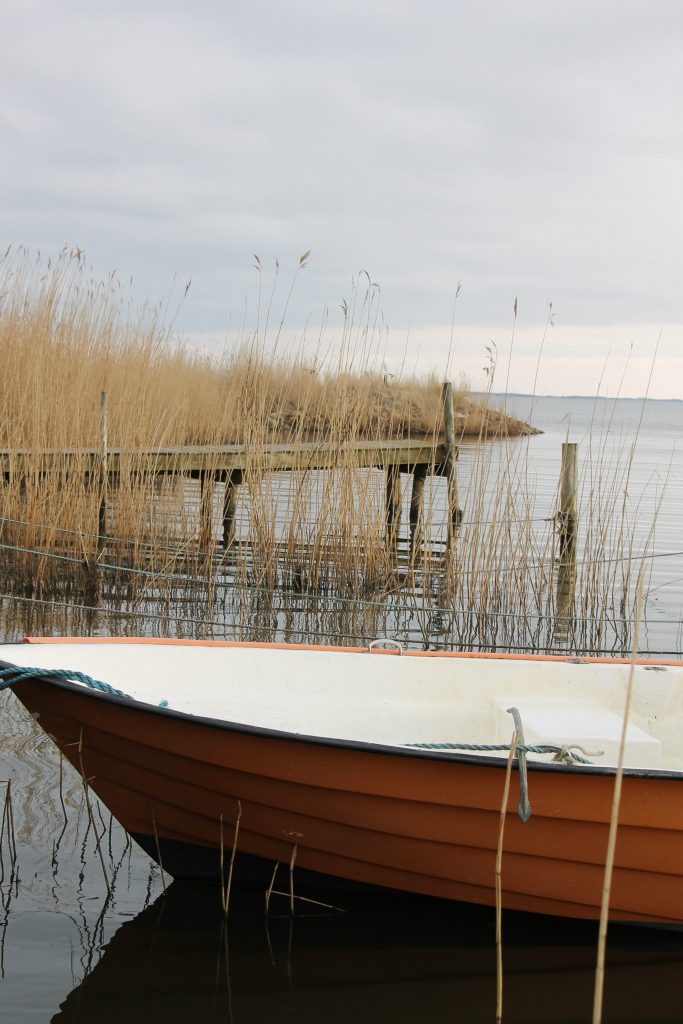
[0,384,582,628]
[0,383,465,557]
[0,437,456,554]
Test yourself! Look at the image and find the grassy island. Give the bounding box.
[0,248,533,453]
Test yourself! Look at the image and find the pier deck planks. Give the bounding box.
[0,439,449,478]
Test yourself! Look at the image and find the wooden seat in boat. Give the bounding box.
[494,699,662,768]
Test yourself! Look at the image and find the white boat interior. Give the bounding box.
[2,642,683,772]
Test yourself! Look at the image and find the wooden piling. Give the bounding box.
[409,463,428,562]
[556,442,578,624]
[98,391,108,543]
[222,469,243,548]
[386,464,402,551]
[441,381,461,546]
[199,471,216,550]
[559,442,578,553]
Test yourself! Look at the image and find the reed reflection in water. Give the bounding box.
[0,684,164,1023]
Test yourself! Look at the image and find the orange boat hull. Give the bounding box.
[13,668,683,924]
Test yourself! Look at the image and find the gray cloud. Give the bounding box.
[2,0,682,392]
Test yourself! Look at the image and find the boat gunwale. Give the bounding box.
[5,645,683,783]
[20,634,683,668]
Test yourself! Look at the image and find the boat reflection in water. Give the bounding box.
[53,882,683,1024]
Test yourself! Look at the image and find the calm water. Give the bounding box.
[217,392,683,655]
[1,394,683,1022]
[497,395,683,655]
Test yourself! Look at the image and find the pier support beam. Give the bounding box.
[556,441,578,626]
[222,468,243,549]
[441,381,461,548]
[199,471,216,550]
[409,463,428,563]
[98,391,108,546]
[386,464,403,552]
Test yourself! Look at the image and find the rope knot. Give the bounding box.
[551,743,605,764]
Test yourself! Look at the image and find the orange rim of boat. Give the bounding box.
[22,635,683,668]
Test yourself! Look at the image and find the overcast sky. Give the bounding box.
[2,0,682,396]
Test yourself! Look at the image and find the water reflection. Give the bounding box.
[0,577,641,661]
[53,883,683,1024]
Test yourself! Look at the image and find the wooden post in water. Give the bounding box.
[556,442,578,626]
[98,391,108,543]
[222,468,243,548]
[386,463,403,553]
[441,381,461,547]
[409,463,428,563]
[199,471,215,550]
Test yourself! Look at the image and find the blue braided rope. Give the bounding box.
[406,741,598,765]
[0,665,130,698]
[0,665,170,709]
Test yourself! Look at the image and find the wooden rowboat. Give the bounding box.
[2,636,683,924]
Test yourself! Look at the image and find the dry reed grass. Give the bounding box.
[0,247,649,655]
[0,247,529,451]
